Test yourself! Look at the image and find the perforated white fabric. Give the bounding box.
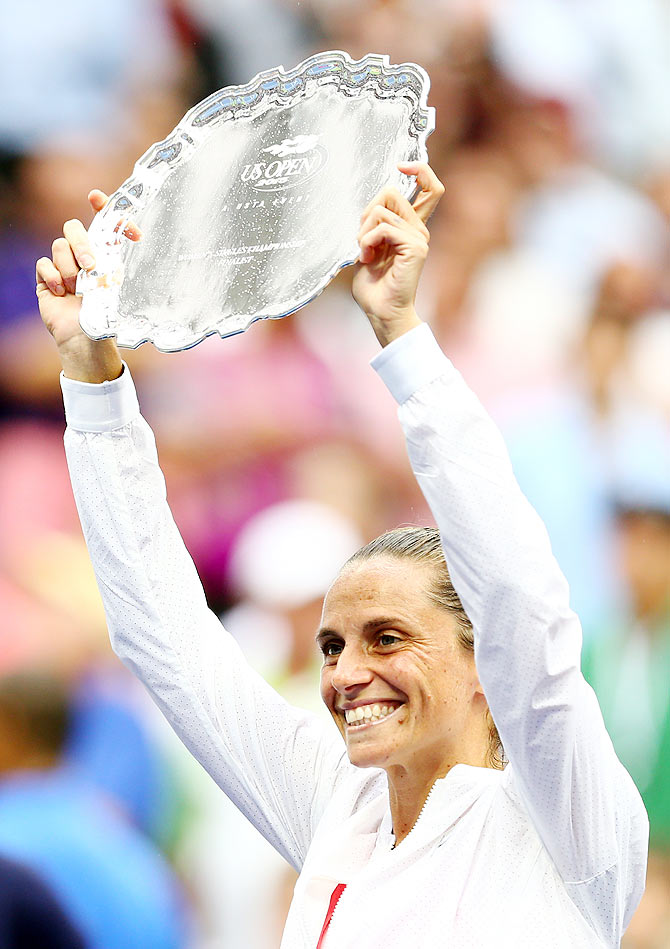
[62,324,647,948]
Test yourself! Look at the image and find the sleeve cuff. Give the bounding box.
[60,363,140,432]
[370,323,453,404]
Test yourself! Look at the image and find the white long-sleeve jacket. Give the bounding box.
[61,324,647,948]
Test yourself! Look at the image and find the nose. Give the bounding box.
[331,644,373,696]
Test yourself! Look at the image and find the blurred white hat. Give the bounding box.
[489,0,599,108]
[230,500,364,610]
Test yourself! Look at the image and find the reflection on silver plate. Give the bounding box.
[77,50,434,352]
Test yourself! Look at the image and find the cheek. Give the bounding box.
[379,654,412,686]
[319,667,333,706]
[411,652,474,711]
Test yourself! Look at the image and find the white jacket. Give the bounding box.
[61,324,647,947]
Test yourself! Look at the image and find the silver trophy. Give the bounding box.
[77,50,434,352]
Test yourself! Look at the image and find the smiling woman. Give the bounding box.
[319,554,496,844]
[317,549,494,843]
[38,162,647,947]
[340,525,505,770]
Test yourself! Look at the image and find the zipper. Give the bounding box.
[317,784,437,945]
[316,883,346,949]
[391,782,437,851]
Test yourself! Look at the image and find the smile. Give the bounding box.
[343,703,405,729]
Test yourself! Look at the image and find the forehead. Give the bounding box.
[322,557,438,621]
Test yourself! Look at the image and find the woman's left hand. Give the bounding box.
[352,162,444,347]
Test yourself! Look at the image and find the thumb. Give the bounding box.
[86,190,143,242]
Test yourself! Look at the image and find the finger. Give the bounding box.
[88,189,109,213]
[397,162,445,222]
[358,205,424,246]
[358,221,427,264]
[63,218,96,272]
[360,205,411,235]
[36,256,66,296]
[359,222,396,263]
[51,237,82,295]
[361,185,430,240]
[360,186,416,225]
[360,186,399,223]
[115,217,143,242]
[88,189,143,242]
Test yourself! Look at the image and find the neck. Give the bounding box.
[386,744,490,847]
[387,767,443,846]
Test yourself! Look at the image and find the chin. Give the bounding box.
[347,751,381,770]
[345,741,391,770]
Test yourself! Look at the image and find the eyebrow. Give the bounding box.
[315,617,404,644]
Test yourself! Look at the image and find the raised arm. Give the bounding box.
[353,165,647,937]
[36,198,347,870]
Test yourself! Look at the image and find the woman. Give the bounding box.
[36,163,647,947]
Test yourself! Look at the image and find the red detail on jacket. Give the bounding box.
[316,883,347,949]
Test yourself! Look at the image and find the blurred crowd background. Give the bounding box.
[1,0,669,946]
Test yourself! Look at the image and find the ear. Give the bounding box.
[472,672,486,702]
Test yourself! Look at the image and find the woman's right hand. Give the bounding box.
[36,190,140,383]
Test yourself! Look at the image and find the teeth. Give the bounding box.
[344,704,401,726]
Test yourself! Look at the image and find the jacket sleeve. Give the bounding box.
[372,324,648,941]
[61,366,348,872]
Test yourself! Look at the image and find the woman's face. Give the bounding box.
[318,557,485,779]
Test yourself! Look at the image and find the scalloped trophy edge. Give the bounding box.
[78,50,435,351]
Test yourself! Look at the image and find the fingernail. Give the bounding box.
[54,283,65,296]
[80,253,95,270]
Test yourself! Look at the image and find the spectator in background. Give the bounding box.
[579,310,670,948]
[0,519,184,854]
[0,854,85,949]
[0,0,177,158]
[0,671,189,949]
[488,0,670,176]
[582,459,670,851]
[65,663,183,850]
[0,0,188,419]
[182,0,316,87]
[583,477,670,949]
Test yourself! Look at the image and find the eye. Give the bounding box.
[320,640,343,659]
[378,633,400,647]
